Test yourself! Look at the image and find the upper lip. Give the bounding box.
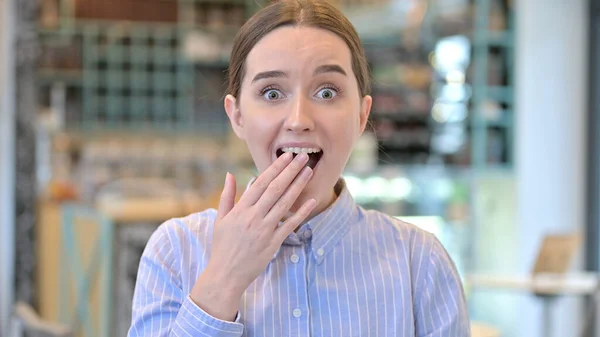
[276,142,322,150]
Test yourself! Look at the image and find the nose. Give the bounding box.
[284,96,315,132]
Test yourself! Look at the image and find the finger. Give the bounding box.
[237,152,294,207]
[216,172,236,222]
[252,153,310,215]
[263,166,313,224]
[273,198,317,244]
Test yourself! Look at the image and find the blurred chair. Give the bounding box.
[59,204,114,337]
[11,301,73,337]
[468,233,593,337]
[471,321,501,337]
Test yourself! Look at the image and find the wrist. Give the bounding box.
[190,268,244,322]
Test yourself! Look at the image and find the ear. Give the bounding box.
[224,94,245,140]
[358,95,372,135]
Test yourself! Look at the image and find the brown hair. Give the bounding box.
[226,0,371,100]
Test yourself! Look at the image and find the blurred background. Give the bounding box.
[0,0,598,336]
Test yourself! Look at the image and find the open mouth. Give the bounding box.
[276,147,323,170]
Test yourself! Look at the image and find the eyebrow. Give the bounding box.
[314,64,347,76]
[251,70,288,83]
[250,64,348,83]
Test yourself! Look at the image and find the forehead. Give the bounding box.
[245,26,353,76]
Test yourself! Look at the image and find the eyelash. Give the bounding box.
[257,84,342,99]
[257,85,281,97]
[317,84,342,97]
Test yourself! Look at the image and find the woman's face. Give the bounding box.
[225,26,371,212]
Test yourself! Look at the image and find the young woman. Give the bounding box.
[129,0,470,336]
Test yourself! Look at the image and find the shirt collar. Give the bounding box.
[245,177,358,265]
[303,179,358,265]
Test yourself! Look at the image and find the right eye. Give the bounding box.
[263,89,284,101]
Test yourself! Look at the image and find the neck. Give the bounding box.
[308,188,337,221]
[290,187,338,232]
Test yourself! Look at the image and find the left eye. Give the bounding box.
[316,88,337,100]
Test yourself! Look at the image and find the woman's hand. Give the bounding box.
[190,152,316,321]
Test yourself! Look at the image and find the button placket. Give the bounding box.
[287,246,310,334]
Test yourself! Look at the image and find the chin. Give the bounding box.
[297,181,317,200]
[289,181,317,209]
[300,176,335,205]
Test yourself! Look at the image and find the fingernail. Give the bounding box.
[302,166,313,177]
[296,152,308,162]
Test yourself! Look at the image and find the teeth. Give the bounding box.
[281,147,321,154]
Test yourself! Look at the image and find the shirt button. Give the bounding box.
[290,254,299,263]
[317,248,325,256]
[293,309,302,318]
[304,230,312,239]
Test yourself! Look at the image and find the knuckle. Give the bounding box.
[283,215,298,226]
[275,200,291,213]
[291,159,304,169]
[267,182,285,195]
[253,178,269,191]
[227,207,239,219]
[228,210,246,225]
[289,210,306,222]
[274,160,288,171]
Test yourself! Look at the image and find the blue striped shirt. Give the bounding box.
[129,179,470,336]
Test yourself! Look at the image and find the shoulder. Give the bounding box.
[358,208,455,271]
[358,208,465,316]
[359,207,439,249]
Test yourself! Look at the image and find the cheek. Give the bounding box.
[330,105,361,137]
[244,120,272,149]
[241,115,280,169]
[323,110,361,155]
[239,100,279,138]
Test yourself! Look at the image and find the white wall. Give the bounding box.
[0,0,16,335]
[515,0,589,336]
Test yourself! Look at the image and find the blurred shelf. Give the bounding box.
[486,86,513,104]
[38,69,83,85]
[38,21,184,35]
[192,60,230,68]
[472,86,513,104]
[473,31,514,47]
[378,139,429,148]
[178,0,248,4]
[67,123,230,135]
[343,4,410,43]
[484,117,512,128]
[372,111,431,122]
[467,110,513,128]
[372,83,431,94]
[189,26,240,35]
[34,0,515,170]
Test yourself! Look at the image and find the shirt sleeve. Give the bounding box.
[414,234,471,337]
[128,220,245,337]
